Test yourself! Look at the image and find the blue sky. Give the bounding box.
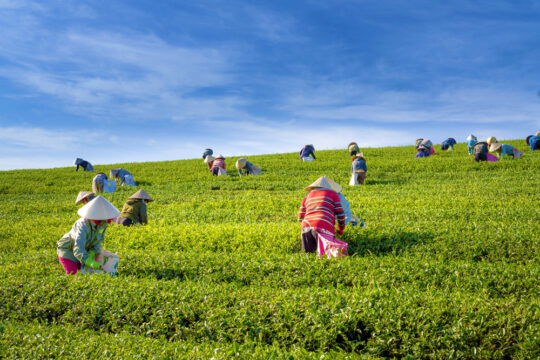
[1,0,539,170]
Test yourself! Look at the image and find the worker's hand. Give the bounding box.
[337,226,345,235]
[85,257,102,270]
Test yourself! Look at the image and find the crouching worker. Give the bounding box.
[348,142,360,156]
[74,157,94,172]
[211,154,227,176]
[116,189,153,226]
[236,158,262,176]
[350,152,367,185]
[526,134,540,151]
[57,196,120,275]
[327,178,366,229]
[473,141,489,162]
[298,176,346,253]
[92,172,108,193]
[75,191,95,206]
[110,168,136,186]
[300,144,316,161]
[420,139,435,155]
[441,138,456,151]
[489,142,523,159]
[466,134,477,155]
[415,145,430,158]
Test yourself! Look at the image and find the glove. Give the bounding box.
[85,256,102,270]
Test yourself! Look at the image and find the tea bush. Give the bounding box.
[0,140,538,359]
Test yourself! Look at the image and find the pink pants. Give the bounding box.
[58,256,81,275]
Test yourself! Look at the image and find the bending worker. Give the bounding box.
[202,148,213,159]
[236,158,261,176]
[110,168,136,186]
[74,158,94,172]
[298,176,346,253]
[348,142,360,156]
[466,134,477,155]
[473,141,489,162]
[300,144,316,161]
[75,191,95,206]
[351,152,367,185]
[440,138,456,151]
[116,189,153,226]
[526,133,540,151]
[57,196,120,275]
[92,172,108,193]
[211,154,226,176]
[489,142,523,159]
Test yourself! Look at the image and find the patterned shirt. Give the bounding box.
[298,189,345,234]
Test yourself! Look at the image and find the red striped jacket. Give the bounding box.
[298,189,345,234]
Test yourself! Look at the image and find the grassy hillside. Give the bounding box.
[1,140,538,359]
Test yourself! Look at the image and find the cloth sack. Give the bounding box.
[349,173,358,186]
[103,180,116,193]
[486,153,498,162]
[123,174,136,186]
[302,156,314,162]
[217,168,227,176]
[252,166,262,175]
[317,233,348,259]
[80,249,119,276]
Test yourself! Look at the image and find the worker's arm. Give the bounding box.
[140,203,148,225]
[298,197,307,221]
[72,221,90,264]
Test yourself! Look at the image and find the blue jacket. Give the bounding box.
[415,150,429,158]
[202,149,213,159]
[300,147,316,159]
[529,136,540,151]
[466,139,477,154]
[351,158,367,173]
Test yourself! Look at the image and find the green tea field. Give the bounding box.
[0,141,539,359]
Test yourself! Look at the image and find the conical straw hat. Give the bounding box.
[536,131,540,137]
[348,142,357,148]
[236,158,247,169]
[215,154,225,159]
[420,139,432,148]
[129,189,154,202]
[466,134,476,141]
[77,195,120,220]
[489,142,502,152]
[75,191,95,205]
[487,136,497,145]
[305,175,341,192]
[204,155,215,163]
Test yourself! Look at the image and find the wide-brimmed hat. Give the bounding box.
[420,139,432,148]
[77,195,120,220]
[466,134,476,141]
[305,175,341,192]
[204,155,215,163]
[129,189,154,202]
[486,136,497,145]
[348,142,358,148]
[215,154,225,159]
[489,142,502,152]
[526,135,533,145]
[536,131,540,137]
[75,191,95,205]
[236,158,247,169]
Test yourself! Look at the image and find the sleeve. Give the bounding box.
[140,203,148,224]
[71,221,90,263]
[298,196,307,221]
[90,231,104,255]
[334,194,346,228]
[76,164,80,171]
[311,150,316,160]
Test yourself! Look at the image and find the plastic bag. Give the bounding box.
[317,233,348,259]
[218,168,227,176]
[123,174,136,186]
[302,157,314,162]
[486,153,498,162]
[349,173,358,186]
[103,180,116,193]
[80,249,119,276]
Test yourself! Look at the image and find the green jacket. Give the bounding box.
[57,218,106,264]
[119,199,147,224]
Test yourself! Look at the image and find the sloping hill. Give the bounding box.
[1,140,538,358]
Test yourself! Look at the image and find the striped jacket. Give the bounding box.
[298,189,346,234]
